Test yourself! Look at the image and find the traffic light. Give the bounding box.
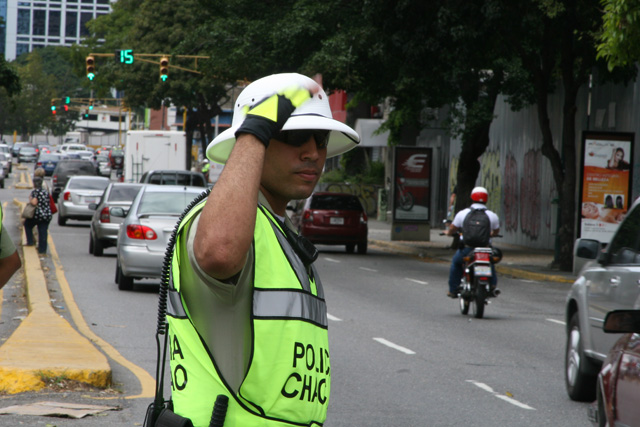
[63,105,69,112]
[86,55,95,80]
[65,96,70,104]
[159,57,169,81]
[51,99,57,115]
[89,99,94,110]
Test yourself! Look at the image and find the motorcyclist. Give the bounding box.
[444,186,500,298]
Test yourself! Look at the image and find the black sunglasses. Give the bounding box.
[274,129,330,149]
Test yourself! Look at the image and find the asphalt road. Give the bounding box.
[0,166,591,426]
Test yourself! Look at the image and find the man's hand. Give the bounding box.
[234,85,314,147]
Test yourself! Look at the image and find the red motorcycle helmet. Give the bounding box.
[470,186,488,203]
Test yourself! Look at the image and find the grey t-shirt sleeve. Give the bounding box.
[185,213,253,303]
[0,228,17,259]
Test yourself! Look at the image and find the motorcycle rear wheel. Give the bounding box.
[472,281,486,319]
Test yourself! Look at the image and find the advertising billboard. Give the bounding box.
[392,147,432,222]
[579,132,634,243]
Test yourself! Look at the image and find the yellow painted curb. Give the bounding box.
[0,226,111,394]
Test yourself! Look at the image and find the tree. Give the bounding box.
[598,0,640,69]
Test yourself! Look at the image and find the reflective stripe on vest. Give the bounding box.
[167,201,329,427]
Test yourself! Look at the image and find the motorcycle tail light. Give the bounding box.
[99,207,110,223]
[475,252,491,262]
[126,224,158,240]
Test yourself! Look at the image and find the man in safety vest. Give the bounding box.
[167,73,360,426]
[0,204,22,289]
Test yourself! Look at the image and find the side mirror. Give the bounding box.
[573,238,602,275]
[603,310,640,333]
[110,207,125,218]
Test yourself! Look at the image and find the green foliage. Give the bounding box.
[320,160,384,185]
[597,0,640,70]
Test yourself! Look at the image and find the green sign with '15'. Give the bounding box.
[115,49,134,64]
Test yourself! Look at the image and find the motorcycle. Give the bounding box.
[458,245,502,319]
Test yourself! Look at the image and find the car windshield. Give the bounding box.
[311,195,362,210]
[40,154,60,161]
[96,155,109,162]
[68,179,109,190]
[137,192,198,215]
[108,186,142,202]
[20,147,36,153]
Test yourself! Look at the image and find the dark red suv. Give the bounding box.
[297,192,368,254]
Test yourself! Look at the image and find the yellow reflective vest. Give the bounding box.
[167,201,330,427]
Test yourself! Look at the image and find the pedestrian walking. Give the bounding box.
[24,176,52,255]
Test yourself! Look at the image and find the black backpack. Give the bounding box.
[462,208,491,248]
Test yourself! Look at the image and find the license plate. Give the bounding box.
[46,162,53,167]
[474,265,492,276]
[330,217,344,225]
[85,197,98,204]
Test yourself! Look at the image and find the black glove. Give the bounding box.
[235,86,313,148]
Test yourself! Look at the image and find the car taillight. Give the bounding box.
[475,252,491,262]
[36,161,42,168]
[360,211,368,224]
[63,191,71,201]
[126,224,158,240]
[99,207,110,223]
[53,175,58,185]
[302,210,313,223]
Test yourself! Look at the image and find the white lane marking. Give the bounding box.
[327,313,342,322]
[324,257,341,263]
[466,380,536,410]
[546,318,565,326]
[373,337,416,355]
[406,278,429,285]
[359,267,377,272]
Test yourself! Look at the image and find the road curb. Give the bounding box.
[0,201,111,394]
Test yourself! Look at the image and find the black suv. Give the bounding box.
[139,169,207,187]
[52,159,99,202]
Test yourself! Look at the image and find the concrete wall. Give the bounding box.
[444,69,640,250]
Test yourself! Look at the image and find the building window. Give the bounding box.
[17,9,30,35]
[33,9,46,36]
[49,10,61,37]
[80,12,92,37]
[16,43,29,57]
[66,11,77,37]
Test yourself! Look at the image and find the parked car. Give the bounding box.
[51,159,99,202]
[94,154,111,177]
[36,153,62,176]
[0,161,6,188]
[57,176,110,226]
[588,310,640,426]
[88,183,144,256]
[0,144,12,174]
[565,197,640,402]
[0,152,12,177]
[296,192,368,254]
[113,185,202,290]
[139,169,208,187]
[17,144,38,163]
[109,147,124,170]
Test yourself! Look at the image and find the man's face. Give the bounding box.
[260,133,328,210]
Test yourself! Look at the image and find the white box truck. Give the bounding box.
[124,130,187,182]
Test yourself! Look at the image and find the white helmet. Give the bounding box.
[206,73,360,164]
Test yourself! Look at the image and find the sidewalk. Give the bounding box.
[367,219,576,284]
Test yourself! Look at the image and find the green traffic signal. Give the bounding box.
[65,96,70,104]
[87,73,95,81]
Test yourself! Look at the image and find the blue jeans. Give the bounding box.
[448,247,497,293]
[24,218,50,254]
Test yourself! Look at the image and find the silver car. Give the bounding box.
[88,183,143,256]
[114,185,204,290]
[0,144,12,174]
[57,176,110,226]
[565,197,640,402]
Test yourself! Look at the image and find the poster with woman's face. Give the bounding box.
[580,134,633,243]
